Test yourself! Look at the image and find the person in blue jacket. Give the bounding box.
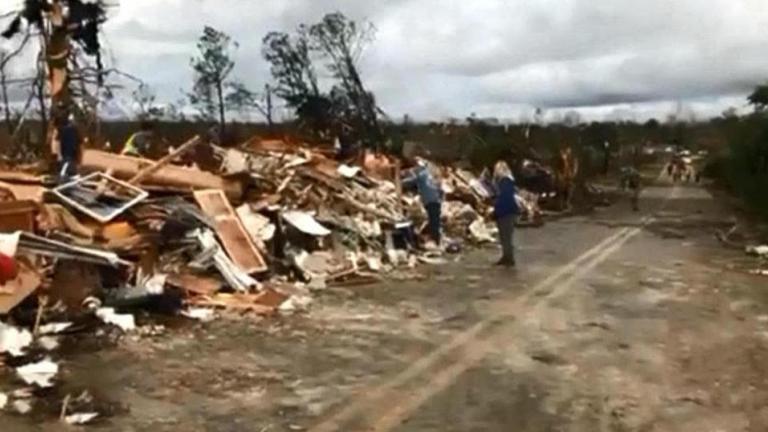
[493,161,520,266]
[403,158,443,247]
[53,114,81,182]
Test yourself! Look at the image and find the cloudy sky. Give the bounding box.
[5,0,768,122]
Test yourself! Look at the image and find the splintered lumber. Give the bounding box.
[193,189,268,274]
[128,135,201,185]
[81,150,242,199]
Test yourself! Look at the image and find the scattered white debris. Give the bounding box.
[0,322,33,357]
[82,296,103,311]
[0,231,21,256]
[279,295,313,314]
[181,308,216,322]
[469,218,495,243]
[38,322,73,335]
[95,308,136,331]
[283,211,331,236]
[64,412,99,425]
[366,256,383,272]
[12,388,33,399]
[16,358,58,388]
[337,164,361,178]
[750,269,768,276]
[37,336,60,351]
[306,276,327,291]
[13,399,32,414]
[237,205,276,242]
[746,245,768,257]
[0,392,7,410]
[142,273,167,295]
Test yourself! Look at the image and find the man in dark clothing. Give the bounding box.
[54,116,81,182]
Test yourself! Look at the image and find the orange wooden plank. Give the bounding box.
[194,189,267,274]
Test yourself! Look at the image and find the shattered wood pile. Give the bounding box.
[0,135,543,422]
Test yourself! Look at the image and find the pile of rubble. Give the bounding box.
[0,136,542,422]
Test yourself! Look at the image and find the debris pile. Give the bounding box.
[0,136,544,421]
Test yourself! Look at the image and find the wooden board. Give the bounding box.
[81,150,243,200]
[0,264,41,314]
[168,273,222,296]
[193,189,268,274]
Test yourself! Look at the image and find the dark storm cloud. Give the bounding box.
[25,0,767,120]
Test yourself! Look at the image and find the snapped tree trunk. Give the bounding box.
[1,68,12,135]
[265,84,273,129]
[216,79,226,142]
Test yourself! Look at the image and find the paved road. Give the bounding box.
[3,177,767,431]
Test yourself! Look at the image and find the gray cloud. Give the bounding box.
[25,0,768,120]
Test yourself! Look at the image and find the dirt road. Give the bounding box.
[4,176,768,431]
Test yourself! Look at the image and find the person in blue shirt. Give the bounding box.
[493,161,520,266]
[403,158,443,247]
[53,115,81,182]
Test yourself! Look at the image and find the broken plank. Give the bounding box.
[0,263,41,314]
[193,189,268,274]
[167,273,222,296]
[128,136,201,185]
[81,150,243,200]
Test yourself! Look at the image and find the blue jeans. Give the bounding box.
[425,202,442,244]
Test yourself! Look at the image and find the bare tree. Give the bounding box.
[263,12,382,147]
[0,30,32,134]
[132,83,164,121]
[189,26,254,139]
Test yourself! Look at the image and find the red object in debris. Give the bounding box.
[0,253,18,284]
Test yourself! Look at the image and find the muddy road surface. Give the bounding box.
[4,176,768,431]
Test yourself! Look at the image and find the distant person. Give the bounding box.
[53,115,81,182]
[335,123,356,161]
[403,157,443,249]
[492,161,520,267]
[621,166,641,211]
[207,124,221,146]
[121,121,154,157]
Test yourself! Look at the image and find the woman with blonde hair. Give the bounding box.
[492,160,520,266]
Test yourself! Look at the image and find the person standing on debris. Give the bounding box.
[403,157,444,248]
[52,115,81,182]
[121,121,155,157]
[492,161,520,267]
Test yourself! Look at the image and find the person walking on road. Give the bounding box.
[403,157,443,249]
[621,166,642,211]
[492,161,520,267]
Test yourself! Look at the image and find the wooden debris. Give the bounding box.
[0,200,37,232]
[81,150,243,199]
[0,263,41,314]
[167,273,222,296]
[193,189,268,274]
[128,135,202,185]
[186,289,288,315]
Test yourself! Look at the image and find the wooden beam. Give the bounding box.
[128,135,201,185]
